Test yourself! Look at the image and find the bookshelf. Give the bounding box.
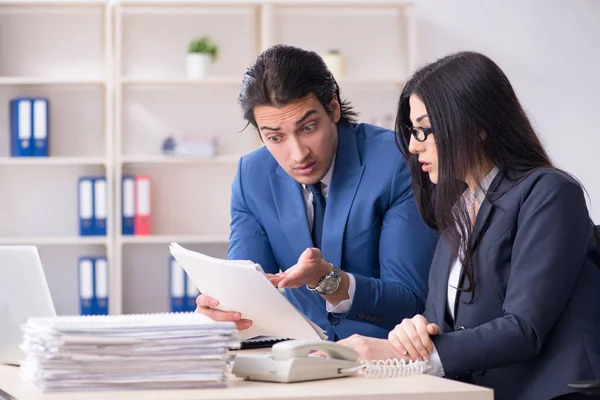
[0,0,415,316]
[0,77,105,86]
[0,156,107,166]
[118,234,230,244]
[113,0,260,314]
[0,0,113,316]
[0,237,109,245]
[120,154,241,165]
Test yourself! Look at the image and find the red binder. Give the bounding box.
[134,174,151,235]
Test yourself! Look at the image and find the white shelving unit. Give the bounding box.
[113,0,263,314]
[1,0,415,316]
[0,0,113,316]
[118,234,230,244]
[0,77,106,86]
[0,156,107,166]
[121,77,243,86]
[120,154,241,165]
[113,0,415,315]
[0,237,109,245]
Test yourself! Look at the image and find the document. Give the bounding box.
[20,312,240,391]
[169,242,327,342]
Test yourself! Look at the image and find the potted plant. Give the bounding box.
[186,36,218,80]
[322,49,345,79]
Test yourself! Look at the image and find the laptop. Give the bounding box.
[0,246,57,365]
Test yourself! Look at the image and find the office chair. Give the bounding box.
[565,382,600,397]
[560,225,600,398]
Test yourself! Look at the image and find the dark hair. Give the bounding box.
[394,51,600,299]
[238,44,358,129]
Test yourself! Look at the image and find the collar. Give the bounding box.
[454,166,499,252]
[464,166,499,208]
[474,166,499,204]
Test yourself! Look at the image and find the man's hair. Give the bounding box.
[239,44,358,128]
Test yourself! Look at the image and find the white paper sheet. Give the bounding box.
[169,242,327,341]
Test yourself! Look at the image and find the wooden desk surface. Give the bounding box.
[0,364,493,400]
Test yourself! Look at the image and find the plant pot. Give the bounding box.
[186,53,211,80]
[322,50,345,79]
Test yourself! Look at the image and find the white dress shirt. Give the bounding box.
[301,155,356,314]
[428,166,499,376]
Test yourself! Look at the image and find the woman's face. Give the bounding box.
[408,94,439,184]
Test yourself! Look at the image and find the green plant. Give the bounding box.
[188,36,218,61]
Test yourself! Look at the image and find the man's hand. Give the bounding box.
[195,294,252,331]
[276,248,331,289]
[388,314,440,361]
[266,273,286,287]
[337,335,411,362]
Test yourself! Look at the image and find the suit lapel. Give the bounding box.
[470,171,504,251]
[321,123,365,271]
[433,235,455,333]
[455,171,505,318]
[269,168,313,260]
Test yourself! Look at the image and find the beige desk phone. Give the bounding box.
[231,340,430,383]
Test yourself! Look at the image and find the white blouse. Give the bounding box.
[429,167,499,376]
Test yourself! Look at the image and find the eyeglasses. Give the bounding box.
[405,125,433,142]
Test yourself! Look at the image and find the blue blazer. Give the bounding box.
[228,122,438,340]
[426,168,600,400]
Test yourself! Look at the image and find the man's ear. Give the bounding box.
[330,94,341,123]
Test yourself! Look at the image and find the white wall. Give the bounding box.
[412,0,600,221]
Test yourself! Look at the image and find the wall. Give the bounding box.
[412,0,600,221]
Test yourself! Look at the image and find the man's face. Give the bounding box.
[254,94,340,185]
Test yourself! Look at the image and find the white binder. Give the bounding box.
[18,99,32,149]
[93,177,107,235]
[78,258,94,315]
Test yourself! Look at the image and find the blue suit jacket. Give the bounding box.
[227,122,438,340]
[426,168,600,400]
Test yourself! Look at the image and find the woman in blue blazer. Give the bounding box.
[338,51,600,400]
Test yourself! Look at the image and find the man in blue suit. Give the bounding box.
[195,45,438,341]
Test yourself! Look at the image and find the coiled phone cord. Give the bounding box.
[340,358,431,378]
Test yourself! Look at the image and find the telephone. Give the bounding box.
[231,340,431,383]
[232,340,361,383]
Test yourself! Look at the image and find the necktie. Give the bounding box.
[309,183,326,249]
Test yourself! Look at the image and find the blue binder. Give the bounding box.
[169,256,186,313]
[78,177,95,236]
[32,97,49,157]
[9,97,33,157]
[93,177,107,236]
[94,256,109,315]
[78,257,95,315]
[121,175,135,235]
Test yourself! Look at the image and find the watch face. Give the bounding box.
[320,276,340,294]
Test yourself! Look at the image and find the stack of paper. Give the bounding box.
[19,312,240,392]
[169,242,327,343]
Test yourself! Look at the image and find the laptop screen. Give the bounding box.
[0,246,56,365]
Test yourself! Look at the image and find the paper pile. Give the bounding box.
[19,312,240,392]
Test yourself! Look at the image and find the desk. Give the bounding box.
[0,364,492,400]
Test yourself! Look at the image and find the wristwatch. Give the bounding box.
[307,265,342,295]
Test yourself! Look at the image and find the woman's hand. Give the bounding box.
[336,335,410,362]
[388,314,440,361]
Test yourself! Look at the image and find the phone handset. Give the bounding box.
[271,340,359,362]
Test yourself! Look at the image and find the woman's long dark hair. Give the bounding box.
[395,51,600,298]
